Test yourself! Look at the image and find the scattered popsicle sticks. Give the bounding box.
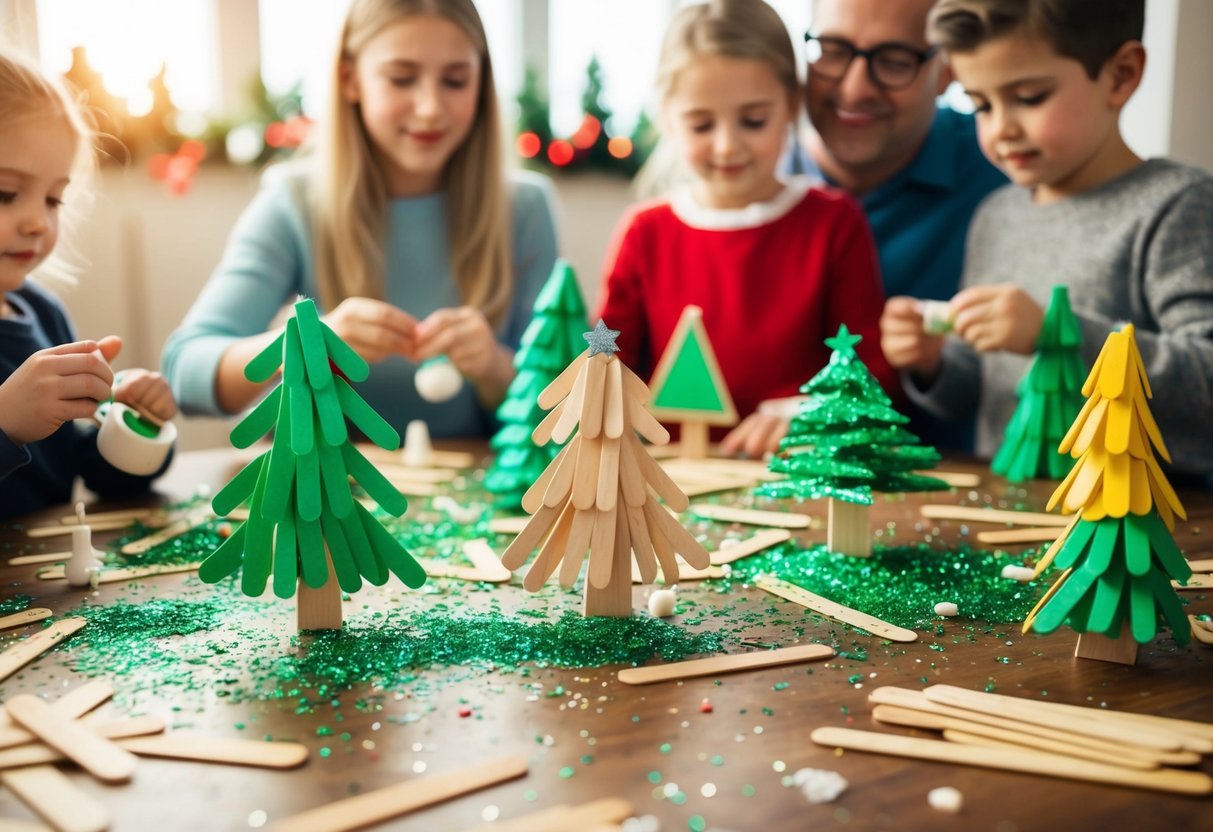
[0,618,86,684]
[0,680,114,742]
[756,576,918,642]
[58,508,159,526]
[709,529,791,565]
[1190,616,1213,646]
[0,764,110,832]
[1186,558,1213,572]
[975,527,1062,545]
[687,503,811,529]
[38,563,201,584]
[120,510,212,555]
[924,470,982,488]
[1174,574,1213,590]
[463,797,634,832]
[8,552,70,566]
[460,539,513,583]
[810,726,1213,795]
[0,716,165,769]
[619,643,833,685]
[118,735,308,769]
[920,505,1072,527]
[487,516,529,535]
[0,609,53,631]
[264,755,528,832]
[5,695,137,784]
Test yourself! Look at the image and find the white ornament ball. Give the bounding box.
[648,588,677,618]
[934,601,959,617]
[928,786,964,813]
[415,358,463,403]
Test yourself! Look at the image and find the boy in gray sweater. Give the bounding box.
[879,0,1213,477]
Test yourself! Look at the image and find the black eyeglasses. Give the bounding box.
[804,34,939,90]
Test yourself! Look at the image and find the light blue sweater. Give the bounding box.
[162,164,559,439]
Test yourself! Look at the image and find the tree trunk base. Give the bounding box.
[828,499,871,557]
[1074,630,1138,665]
[679,421,709,460]
[584,534,633,617]
[297,577,343,631]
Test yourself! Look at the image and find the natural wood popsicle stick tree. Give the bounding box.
[501,320,711,616]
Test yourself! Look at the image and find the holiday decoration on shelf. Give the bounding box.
[757,325,948,557]
[646,305,738,459]
[1024,324,1191,664]
[500,320,711,616]
[198,299,425,630]
[992,286,1086,482]
[485,260,589,510]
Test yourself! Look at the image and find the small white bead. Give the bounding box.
[648,589,677,618]
[934,602,959,617]
[1001,565,1037,582]
[928,786,964,813]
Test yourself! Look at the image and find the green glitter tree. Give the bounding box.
[1024,324,1191,664]
[485,261,588,510]
[992,286,1086,482]
[198,298,426,630]
[757,325,948,556]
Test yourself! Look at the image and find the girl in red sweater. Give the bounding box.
[595,0,894,457]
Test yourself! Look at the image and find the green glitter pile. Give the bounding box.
[0,595,32,616]
[715,541,1042,629]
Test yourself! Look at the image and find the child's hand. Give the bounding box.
[112,369,178,422]
[719,412,789,459]
[414,306,511,384]
[880,296,945,379]
[322,298,418,363]
[951,285,1044,355]
[0,340,114,445]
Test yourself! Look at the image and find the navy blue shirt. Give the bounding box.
[0,283,168,520]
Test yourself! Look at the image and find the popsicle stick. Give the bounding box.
[59,508,156,525]
[8,552,70,566]
[661,458,780,482]
[27,517,150,538]
[120,514,206,554]
[0,680,115,742]
[1186,559,1213,572]
[975,527,1061,545]
[0,609,53,631]
[710,529,792,565]
[618,643,833,685]
[6,695,137,783]
[925,470,982,488]
[0,716,165,769]
[377,477,440,498]
[944,728,1160,773]
[672,476,752,498]
[872,704,1159,770]
[467,797,634,832]
[0,818,52,832]
[265,755,528,832]
[631,560,725,584]
[487,516,529,535]
[924,685,1184,752]
[756,576,918,642]
[1174,574,1213,590]
[688,503,811,529]
[810,727,1213,795]
[0,765,110,832]
[365,464,457,483]
[119,735,308,768]
[919,505,1072,527]
[0,618,86,683]
[460,539,513,583]
[38,563,200,584]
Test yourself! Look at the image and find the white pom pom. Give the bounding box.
[1001,565,1037,582]
[934,602,959,617]
[648,588,677,618]
[792,768,848,803]
[928,786,964,813]
[415,358,463,403]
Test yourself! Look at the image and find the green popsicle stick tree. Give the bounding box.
[485,260,588,511]
[992,285,1086,482]
[198,298,426,630]
[757,325,948,556]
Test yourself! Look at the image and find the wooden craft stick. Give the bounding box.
[460,539,513,583]
[672,476,753,498]
[1174,574,1213,590]
[0,817,52,832]
[6,694,137,783]
[465,797,634,832]
[8,552,70,566]
[925,470,982,488]
[0,679,114,741]
[660,457,781,482]
[872,704,1159,770]
[631,560,725,584]
[119,515,203,555]
[1186,559,1213,572]
[0,608,53,631]
[924,685,1185,753]
[0,618,86,683]
[0,716,165,769]
[38,563,201,584]
[0,764,110,832]
[975,527,1062,545]
[810,727,1213,795]
[756,576,918,642]
[119,735,308,768]
[265,755,528,832]
[366,464,457,483]
[617,643,833,685]
[710,529,792,565]
[687,503,811,529]
[487,516,529,535]
[920,505,1072,527]
[378,477,440,497]
[59,507,157,525]
[27,516,158,538]
[415,558,508,584]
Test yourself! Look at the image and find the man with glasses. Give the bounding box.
[795,0,1005,302]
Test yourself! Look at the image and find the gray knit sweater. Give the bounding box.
[907,158,1213,476]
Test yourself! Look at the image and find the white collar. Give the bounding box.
[670,176,813,230]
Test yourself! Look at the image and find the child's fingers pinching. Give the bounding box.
[113,369,178,421]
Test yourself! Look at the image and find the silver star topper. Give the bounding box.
[583,319,621,356]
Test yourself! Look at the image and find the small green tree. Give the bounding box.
[485,261,588,510]
[992,285,1086,481]
[199,299,425,630]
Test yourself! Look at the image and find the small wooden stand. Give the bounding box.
[1074,630,1138,665]
[584,532,632,617]
[828,498,871,557]
[298,549,342,630]
[678,420,709,460]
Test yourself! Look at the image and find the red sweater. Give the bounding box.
[595,182,896,430]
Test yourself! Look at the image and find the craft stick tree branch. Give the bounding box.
[757,325,948,556]
[992,285,1086,481]
[198,299,426,631]
[501,320,711,616]
[1024,324,1192,664]
[486,260,588,510]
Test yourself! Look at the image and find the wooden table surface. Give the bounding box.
[0,447,1210,831]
